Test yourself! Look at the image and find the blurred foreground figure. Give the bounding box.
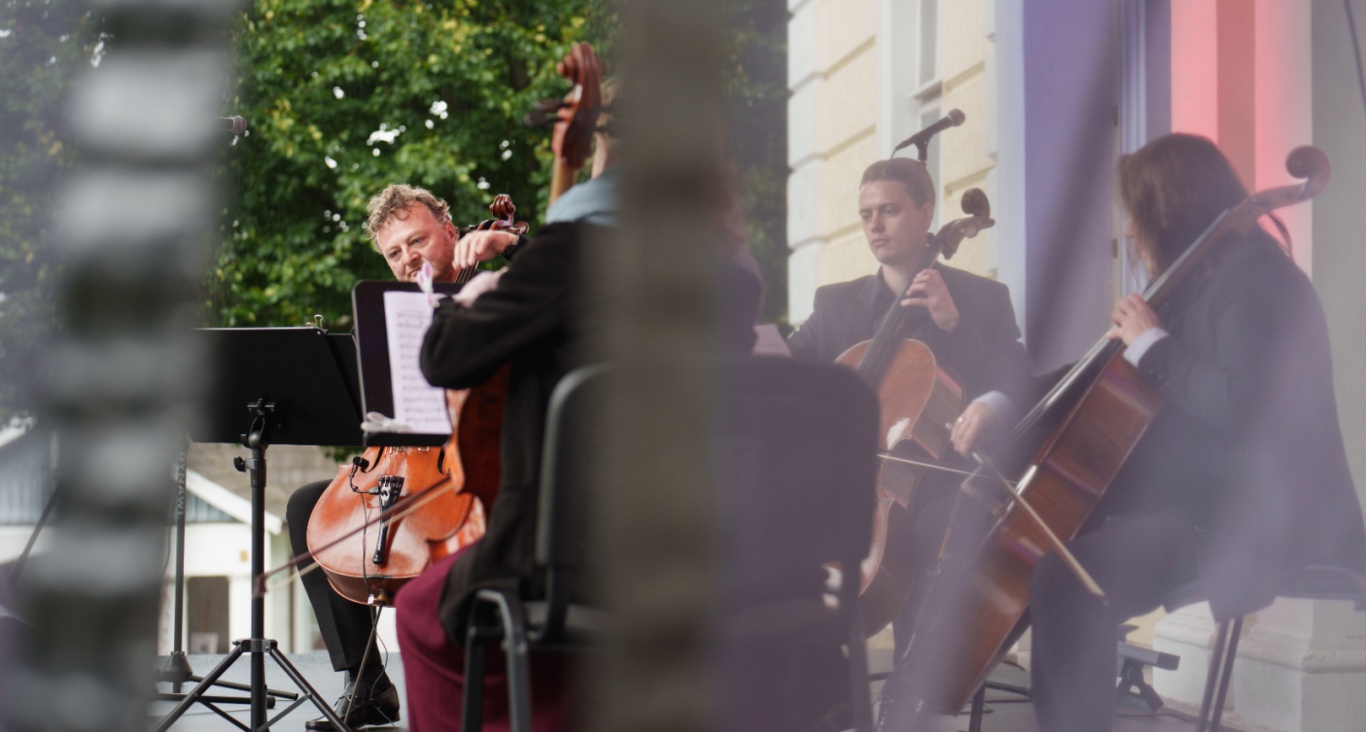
[393,102,767,729]
[1025,134,1366,732]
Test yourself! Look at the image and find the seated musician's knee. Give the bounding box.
[286,480,328,527]
[1031,551,1079,611]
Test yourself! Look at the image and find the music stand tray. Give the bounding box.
[155,327,365,732]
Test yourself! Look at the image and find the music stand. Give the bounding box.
[153,327,365,732]
[157,443,288,710]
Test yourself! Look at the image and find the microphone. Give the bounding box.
[891,109,965,160]
[219,116,248,136]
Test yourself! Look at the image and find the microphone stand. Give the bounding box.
[893,136,934,163]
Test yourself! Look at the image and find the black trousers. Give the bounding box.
[889,473,994,657]
[1029,508,1201,732]
[286,480,381,673]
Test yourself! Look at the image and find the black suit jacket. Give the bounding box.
[786,264,1031,405]
[1094,234,1366,617]
[420,221,588,642]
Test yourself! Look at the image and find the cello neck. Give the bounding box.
[854,185,994,385]
[855,258,938,387]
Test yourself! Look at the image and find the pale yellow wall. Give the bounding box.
[787,0,1001,324]
[935,0,997,281]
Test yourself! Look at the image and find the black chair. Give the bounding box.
[461,363,608,732]
[460,356,880,732]
[711,356,879,732]
[1162,564,1366,732]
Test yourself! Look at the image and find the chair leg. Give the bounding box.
[966,684,986,732]
[846,611,873,732]
[486,594,533,732]
[1209,616,1243,732]
[1197,617,1238,732]
[463,614,494,732]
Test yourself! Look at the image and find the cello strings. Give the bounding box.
[255,478,459,598]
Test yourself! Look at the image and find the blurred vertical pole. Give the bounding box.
[0,0,238,730]
[595,0,724,730]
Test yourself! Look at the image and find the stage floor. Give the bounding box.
[149,652,1237,732]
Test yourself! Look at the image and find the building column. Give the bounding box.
[1014,0,1116,373]
[1157,3,1366,730]
[786,0,825,324]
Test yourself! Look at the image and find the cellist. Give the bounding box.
[1020,134,1366,732]
[786,157,1030,650]
[284,183,529,731]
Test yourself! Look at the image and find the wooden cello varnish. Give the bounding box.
[306,355,508,606]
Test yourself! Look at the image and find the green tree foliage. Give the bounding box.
[216,0,594,328]
[0,1,787,419]
[218,0,787,330]
[721,0,786,325]
[0,3,103,417]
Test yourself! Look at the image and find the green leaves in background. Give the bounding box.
[215,0,597,329]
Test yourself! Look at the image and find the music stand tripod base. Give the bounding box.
[157,444,295,710]
[154,399,353,732]
[155,328,367,730]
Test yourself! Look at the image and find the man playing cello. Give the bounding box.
[285,184,524,731]
[786,157,1030,649]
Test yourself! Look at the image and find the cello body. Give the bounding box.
[307,368,507,605]
[837,338,963,635]
[918,349,1164,711]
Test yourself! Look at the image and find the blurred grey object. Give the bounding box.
[0,0,240,731]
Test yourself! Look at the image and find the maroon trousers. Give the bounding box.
[395,550,573,732]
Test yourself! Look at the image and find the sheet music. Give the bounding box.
[382,291,452,434]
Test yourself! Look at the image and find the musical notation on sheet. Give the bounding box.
[382,291,452,434]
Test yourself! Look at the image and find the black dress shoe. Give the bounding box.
[305,682,400,731]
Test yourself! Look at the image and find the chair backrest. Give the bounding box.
[535,356,879,729]
[532,357,874,592]
[535,363,608,592]
[534,356,879,618]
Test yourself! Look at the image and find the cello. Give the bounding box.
[840,188,994,635]
[893,146,1332,715]
[526,42,603,203]
[304,196,528,605]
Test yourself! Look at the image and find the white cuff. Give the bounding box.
[972,391,1017,431]
[1123,327,1169,367]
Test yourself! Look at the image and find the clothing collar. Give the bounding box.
[860,268,896,309]
[545,168,619,226]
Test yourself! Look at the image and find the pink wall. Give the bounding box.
[1169,0,1314,271]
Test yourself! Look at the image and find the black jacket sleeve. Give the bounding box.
[419,223,575,389]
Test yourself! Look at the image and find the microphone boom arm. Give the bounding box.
[891,109,965,162]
